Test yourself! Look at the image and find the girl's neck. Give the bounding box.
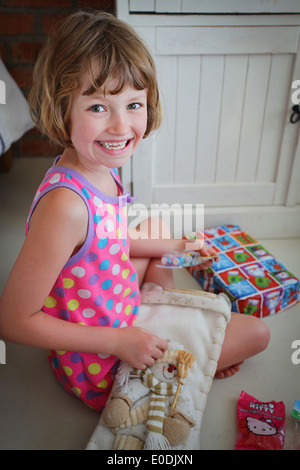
[57,148,119,197]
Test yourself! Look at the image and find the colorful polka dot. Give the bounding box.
[116,302,122,314]
[49,174,61,184]
[99,316,110,326]
[112,264,120,275]
[67,299,79,311]
[99,259,110,270]
[52,357,59,369]
[81,187,91,199]
[107,204,114,215]
[77,372,88,382]
[94,295,103,307]
[133,306,139,315]
[70,353,81,363]
[71,266,85,278]
[63,278,74,289]
[88,363,101,375]
[122,269,130,279]
[63,366,73,376]
[97,379,108,389]
[93,196,103,207]
[93,213,101,224]
[54,287,65,297]
[101,279,112,290]
[89,273,99,285]
[78,289,91,299]
[123,288,131,297]
[44,296,57,308]
[59,309,69,320]
[84,252,97,263]
[82,308,96,318]
[109,244,120,255]
[98,237,108,249]
[97,353,111,359]
[130,290,137,299]
[113,284,122,295]
[125,305,132,315]
[106,219,114,233]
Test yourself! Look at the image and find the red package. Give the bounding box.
[236,391,285,450]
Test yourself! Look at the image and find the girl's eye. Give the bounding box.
[89,104,105,113]
[128,103,141,110]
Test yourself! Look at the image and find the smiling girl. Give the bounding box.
[0,10,270,413]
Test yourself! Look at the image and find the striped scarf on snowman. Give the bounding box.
[137,367,177,450]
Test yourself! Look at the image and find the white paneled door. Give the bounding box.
[117,2,300,237]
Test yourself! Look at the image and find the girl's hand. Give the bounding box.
[115,327,168,370]
[197,244,219,270]
[185,238,219,271]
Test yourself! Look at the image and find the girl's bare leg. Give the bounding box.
[130,217,175,289]
[215,312,270,378]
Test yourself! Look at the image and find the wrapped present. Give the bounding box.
[188,225,300,317]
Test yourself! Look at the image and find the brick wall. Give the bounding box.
[0,0,115,161]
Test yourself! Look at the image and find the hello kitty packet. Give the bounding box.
[236,391,285,450]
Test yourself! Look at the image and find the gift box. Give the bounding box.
[188,225,300,317]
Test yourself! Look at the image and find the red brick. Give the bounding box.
[78,0,115,8]
[6,0,72,6]
[0,43,7,62]
[41,14,68,34]
[11,42,43,63]
[0,13,35,35]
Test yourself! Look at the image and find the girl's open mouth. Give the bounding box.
[96,139,132,152]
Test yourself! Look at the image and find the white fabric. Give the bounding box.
[0,58,34,155]
[86,283,231,450]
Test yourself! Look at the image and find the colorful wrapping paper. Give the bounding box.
[189,225,300,317]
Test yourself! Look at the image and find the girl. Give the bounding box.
[0,11,270,411]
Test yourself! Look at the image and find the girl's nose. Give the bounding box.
[107,112,129,135]
[168,364,175,373]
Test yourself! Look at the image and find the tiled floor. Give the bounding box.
[0,157,299,450]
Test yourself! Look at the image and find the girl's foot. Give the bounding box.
[215,361,244,378]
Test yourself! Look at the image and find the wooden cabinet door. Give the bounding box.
[117,3,300,236]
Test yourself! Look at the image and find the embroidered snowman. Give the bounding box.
[102,340,195,450]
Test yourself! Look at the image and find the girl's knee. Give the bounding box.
[252,317,270,353]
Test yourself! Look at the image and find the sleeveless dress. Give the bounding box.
[26,158,140,411]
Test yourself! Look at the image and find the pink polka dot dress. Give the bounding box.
[26,158,140,411]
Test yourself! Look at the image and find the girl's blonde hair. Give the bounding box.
[29,10,161,147]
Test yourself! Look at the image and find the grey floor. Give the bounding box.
[0,157,299,450]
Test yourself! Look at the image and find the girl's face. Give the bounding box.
[68,74,148,171]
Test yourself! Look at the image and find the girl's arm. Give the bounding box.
[0,188,167,368]
[128,227,218,269]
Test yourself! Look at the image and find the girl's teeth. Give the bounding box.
[98,140,128,150]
